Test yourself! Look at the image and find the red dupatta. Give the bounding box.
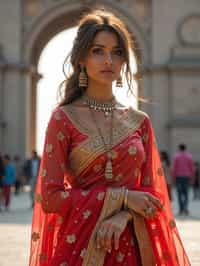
[132,116,191,266]
[29,106,190,266]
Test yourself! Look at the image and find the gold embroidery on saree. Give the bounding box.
[132,213,155,266]
[66,234,76,244]
[61,105,146,176]
[82,187,125,266]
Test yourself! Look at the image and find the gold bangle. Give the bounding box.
[124,189,129,210]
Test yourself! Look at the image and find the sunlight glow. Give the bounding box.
[37,27,138,155]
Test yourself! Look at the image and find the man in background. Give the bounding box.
[24,150,40,208]
[171,144,195,215]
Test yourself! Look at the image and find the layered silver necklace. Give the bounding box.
[84,96,115,180]
[83,95,116,116]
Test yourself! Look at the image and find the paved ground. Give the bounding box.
[0,188,200,266]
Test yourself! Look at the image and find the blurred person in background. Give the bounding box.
[13,154,24,195]
[193,161,200,200]
[171,144,195,215]
[24,150,40,207]
[2,154,16,211]
[160,151,172,201]
[0,153,5,211]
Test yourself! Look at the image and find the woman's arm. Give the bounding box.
[115,116,163,220]
[38,109,108,217]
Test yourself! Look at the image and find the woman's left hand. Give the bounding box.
[96,210,131,252]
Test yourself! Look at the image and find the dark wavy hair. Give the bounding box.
[58,9,135,106]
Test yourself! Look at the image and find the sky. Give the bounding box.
[36,27,138,155]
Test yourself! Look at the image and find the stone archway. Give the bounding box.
[24,1,149,154]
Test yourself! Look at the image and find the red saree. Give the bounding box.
[29,104,190,266]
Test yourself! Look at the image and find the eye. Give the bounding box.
[113,49,123,56]
[92,48,103,54]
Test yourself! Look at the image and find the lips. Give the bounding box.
[101,70,114,73]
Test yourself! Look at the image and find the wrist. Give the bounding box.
[123,188,129,210]
[120,210,132,222]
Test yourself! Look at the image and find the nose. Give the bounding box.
[105,52,113,65]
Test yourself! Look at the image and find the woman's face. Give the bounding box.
[81,30,125,87]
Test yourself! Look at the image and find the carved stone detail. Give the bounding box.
[178,14,200,45]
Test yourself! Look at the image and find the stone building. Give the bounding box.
[0,0,200,160]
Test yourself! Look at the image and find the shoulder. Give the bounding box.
[186,152,193,159]
[48,106,73,128]
[128,107,149,119]
[128,107,151,127]
[45,107,73,136]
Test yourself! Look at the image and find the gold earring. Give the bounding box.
[116,76,123,87]
[79,65,88,88]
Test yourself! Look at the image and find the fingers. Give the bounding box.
[96,226,105,250]
[114,229,121,250]
[143,205,156,219]
[96,224,123,252]
[104,226,114,252]
[96,225,114,252]
[147,194,163,210]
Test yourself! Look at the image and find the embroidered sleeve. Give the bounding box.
[38,108,107,217]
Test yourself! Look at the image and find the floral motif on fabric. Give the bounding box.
[157,167,163,176]
[93,164,102,173]
[128,145,137,155]
[31,232,40,242]
[57,216,63,225]
[80,248,87,258]
[57,131,65,141]
[60,262,68,266]
[61,191,70,199]
[39,253,47,262]
[45,144,53,153]
[54,111,62,120]
[41,169,47,177]
[66,234,76,244]
[169,220,176,229]
[83,210,91,219]
[81,190,90,196]
[35,193,42,203]
[116,252,125,262]
[115,173,123,181]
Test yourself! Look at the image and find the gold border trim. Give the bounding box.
[82,188,125,266]
[61,105,146,176]
[132,212,155,266]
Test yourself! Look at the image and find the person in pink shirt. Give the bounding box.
[171,144,195,215]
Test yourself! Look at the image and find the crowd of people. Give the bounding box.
[0,150,40,211]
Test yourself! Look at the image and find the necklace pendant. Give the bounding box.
[105,159,113,179]
[105,111,109,116]
[107,151,112,159]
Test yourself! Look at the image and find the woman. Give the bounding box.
[160,151,172,201]
[29,10,190,266]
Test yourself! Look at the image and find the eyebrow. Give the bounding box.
[91,44,121,49]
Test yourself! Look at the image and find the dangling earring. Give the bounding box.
[116,75,123,87]
[79,65,88,88]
